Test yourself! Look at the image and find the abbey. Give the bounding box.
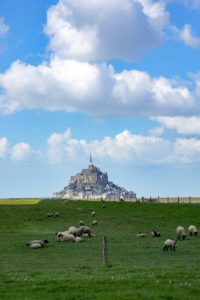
[53,156,136,200]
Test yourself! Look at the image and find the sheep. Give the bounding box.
[188,225,198,236]
[176,226,186,240]
[26,239,49,247]
[29,243,44,249]
[79,220,85,226]
[92,220,97,226]
[77,225,95,237]
[151,230,161,237]
[163,239,177,251]
[136,233,147,238]
[46,212,54,217]
[75,236,84,242]
[91,211,96,217]
[54,212,60,217]
[57,233,76,242]
[67,226,79,236]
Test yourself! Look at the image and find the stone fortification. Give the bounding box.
[53,156,136,200]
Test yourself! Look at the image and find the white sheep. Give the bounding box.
[26,239,49,247]
[75,236,84,242]
[67,226,79,236]
[57,233,76,242]
[92,220,97,226]
[136,233,147,238]
[151,230,161,237]
[29,243,44,249]
[163,239,177,251]
[176,226,186,240]
[46,212,54,217]
[79,221,85,226]
[77,225,95,237]
[91,211,96,217]
[188,225,198,236]
[54,212,60,217]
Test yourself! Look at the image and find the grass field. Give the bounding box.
[0,199,200,299]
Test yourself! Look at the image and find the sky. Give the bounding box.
[0,0,200,198]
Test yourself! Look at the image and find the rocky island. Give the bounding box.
[53,156,136,200]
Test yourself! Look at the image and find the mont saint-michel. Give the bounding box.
[53,156,136,200]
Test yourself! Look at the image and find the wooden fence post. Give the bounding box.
[103,235,108,265]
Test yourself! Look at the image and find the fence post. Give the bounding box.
[103,235,108,265]
[189,196,191,203]
[178,196,180,204]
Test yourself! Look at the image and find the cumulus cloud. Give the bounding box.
[0,58,195,116]
[11,143,32,161]
[154,116,200,135]
[0,137,9,158]
[174,138,200,164]
[0,17,9,37]
[46,128,200,166]
[46,128,172,165]
[0,0,199,117]
[1,129,200,166]
[45,0,169,61]
[174,24,200,48]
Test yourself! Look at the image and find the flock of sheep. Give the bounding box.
[137,225,198,251]
[26,205,198,253]
[163,225,198,251]
[26,210,97,249]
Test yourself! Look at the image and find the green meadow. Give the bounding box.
[0,199,200,299]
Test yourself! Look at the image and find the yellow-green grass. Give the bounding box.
[0,198,42,205]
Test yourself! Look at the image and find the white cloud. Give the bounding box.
[11,143,31,161]
[46,128,200,166]
[1,129,200,166]
[0,137,9,158]
[174,138,200,164]
[154,116,200,135]
[0,17,9,37]
[46,128,172,165]
[149,126,164,136]
[45,0,169,61]
[0,59,195,116]
[174,24,200,48]
[0,0,199,117]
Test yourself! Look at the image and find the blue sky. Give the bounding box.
[0,0,200,198]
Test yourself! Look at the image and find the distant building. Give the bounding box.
[53,156,136,200]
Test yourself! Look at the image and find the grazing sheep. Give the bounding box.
[57,233,75,242]
[176,226,186,240]
[54,212,60,217]
[188,225,198,236]
[77,226,95,237]
[151,230,161,237]
[79,220,85,226]
[68,226,79,236]
[26,239,49,247]
[75,236,84,242]
[136,233,147,238]
[163,239,177,251]
[91,211,96,217]
[29,243,44,249]
[92,220,97,226]
[46,212,54,217]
